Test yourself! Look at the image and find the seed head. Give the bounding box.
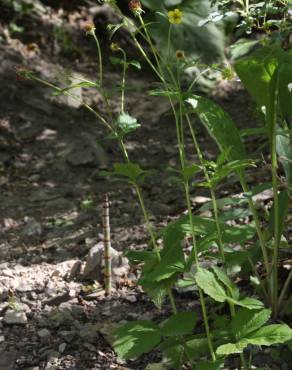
[168,8,183,25]
[110,42,120,52]
[84,23,96,35]
[128,0,143,16]
[175,50,185,60]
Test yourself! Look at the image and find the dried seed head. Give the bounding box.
[128,0,143,16]
[175,50,185,60]
[84,23,96,35]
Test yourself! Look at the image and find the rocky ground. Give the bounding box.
[0,1,290,370]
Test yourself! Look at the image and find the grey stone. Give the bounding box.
[58,330,75,343]
[37,329,51,343]
[21,217,42,242]
[58,343,66,353]
[82,243,122,281]
[65,133,108,168]
[68,260,82,280]
[4,310,27,325]
[0,350,16,370]
[44,290,75,307]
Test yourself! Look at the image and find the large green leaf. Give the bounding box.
[195,269,227,302]
[113,320,161,359]
[212,266,239,299]
[234,47,278,112]
[230,308,271,339]
[246,324,292,346]
[186,96,246,161]
[235,47,292,135]
[161,312,197,336]
[100,163,149,184]
[216,324,292,356]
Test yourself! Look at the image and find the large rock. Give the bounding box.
[0,351,17,370]
[65,132,108,168]
[4,310,27,325]
[82,243,129,284]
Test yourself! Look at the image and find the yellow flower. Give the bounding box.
[175,50,185,60]
[168,8,183,25]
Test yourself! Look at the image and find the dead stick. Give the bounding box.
[102,193,112,295]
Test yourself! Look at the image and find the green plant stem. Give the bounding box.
[168,287,177,314]
[278,269,292,312]
[120,48,127,112]
[134,184,161,262]
[92,32,103,88]
[133,18,215,360]
[270,137,280,316]
[239,176,270,277]
[30,75,113,131]
[185,113,225,262]
[229,302,248,369]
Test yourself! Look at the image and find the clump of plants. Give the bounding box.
[18,0,292,368]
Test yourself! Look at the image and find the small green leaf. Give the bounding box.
[100,163,147,183]
[232,297,264,310]
[161,312,197,337]
[116,112,140,136]
[128,60,141,69]
[195,269,227,303]
[113,320,161,359]
[216,341,247,355]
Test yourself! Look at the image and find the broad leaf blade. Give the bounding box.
[195,269,227,302]
[186,96,246,161]
[161,312,197,337]
[113,320,161,359]
[230,308,271,339]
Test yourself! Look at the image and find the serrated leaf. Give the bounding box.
[117,112,140,136]
[195,269,227,302]
[232,297,264,310]
[217,324,292,356]
[230,308,271,339]
[212,266,239,299]
[161,312,197,337]
[100,163,147,183]
[216,341,247,355]
[186,96,246,162]
[246,324,292,346]
[113,320,161,359]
